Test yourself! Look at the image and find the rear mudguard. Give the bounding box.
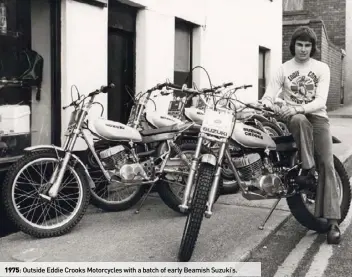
[24,145,95,188]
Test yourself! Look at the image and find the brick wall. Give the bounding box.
[283,19,343,111]
[322,31,343,110]
[304,0,346,50]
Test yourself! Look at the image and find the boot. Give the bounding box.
[327,223,341,245]
[296,167,316,190]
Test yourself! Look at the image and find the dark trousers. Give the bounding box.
[288,114,341,220]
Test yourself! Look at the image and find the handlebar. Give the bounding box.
[153,81,248,97]
[63,83,115,110]
[203,82,234,93]
[245,103,275,115]
[88,83,115,97]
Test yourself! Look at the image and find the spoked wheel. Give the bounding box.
[2,150,90,238]
[89,168,145,212]
[261,121,285,137]
[81,144,145,212]
[157,143,221,214]
[178,163,214,261]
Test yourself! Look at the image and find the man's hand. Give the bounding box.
[280,106,297,119]
[269,104,282,114]
[256,100,282,114]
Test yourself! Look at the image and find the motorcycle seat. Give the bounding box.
[140,123,193,136]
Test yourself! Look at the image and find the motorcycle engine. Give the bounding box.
[99,145,151,181]
[232,153,263,181]
[232,153,283,195]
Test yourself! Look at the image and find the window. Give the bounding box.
[0,0,55,163]
[283,0,304,11]
[174,18,193,89]
[258,47,270,99]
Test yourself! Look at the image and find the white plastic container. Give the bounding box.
[0,105,31,135]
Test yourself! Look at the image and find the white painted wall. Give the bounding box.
[135,9,175,113]
[58,0,282,147]
[133,0,282,111]
[61,0,108,149]
[345,0,352,104]
[31,0,52,145]
[198,0,283,104]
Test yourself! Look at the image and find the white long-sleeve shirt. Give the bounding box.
[262,58,331,118]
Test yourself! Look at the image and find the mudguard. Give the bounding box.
[201,154,217,166]
[24,145,95,188]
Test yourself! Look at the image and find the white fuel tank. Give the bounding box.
[145,111,182,128]
[184,107,204,124]
[231,122,276,150]
[92,118,142,142]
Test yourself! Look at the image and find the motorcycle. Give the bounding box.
[1,82,212,238]
[177,85,351,262]
[83,83,225,214]
[143,83,243,196]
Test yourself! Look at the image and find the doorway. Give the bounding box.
[107,1,136,124]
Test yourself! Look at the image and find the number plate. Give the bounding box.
[200,109,234,138]
[64,110,78,136]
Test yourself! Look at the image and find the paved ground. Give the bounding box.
[0,106,352,263]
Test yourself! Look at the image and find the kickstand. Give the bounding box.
[134,183,157,214]
[258,198,281,230]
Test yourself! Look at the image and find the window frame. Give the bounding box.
[174,18,193,89]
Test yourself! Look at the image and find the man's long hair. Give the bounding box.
[289,26,318,57]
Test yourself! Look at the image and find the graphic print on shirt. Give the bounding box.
[287,70,317,104]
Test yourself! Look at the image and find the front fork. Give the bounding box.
[179,136,204,213]
[205,142,226,218]
[178,135,227,217]
[46,110,88,199]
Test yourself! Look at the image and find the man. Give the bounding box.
[260,26,341,244]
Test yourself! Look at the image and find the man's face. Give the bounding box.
[294,40,312,62]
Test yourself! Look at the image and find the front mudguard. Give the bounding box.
[201,154,217,166]
[24,145,95,189]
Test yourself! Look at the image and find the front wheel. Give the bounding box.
[157,143,221,214]
[2,150,91,238]
[287,155,351,233]
[178,163,214,262]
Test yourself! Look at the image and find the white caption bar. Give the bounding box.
[0,262,261,277]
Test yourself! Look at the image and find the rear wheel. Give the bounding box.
[287,155,351,233]
[85,146,145,212]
